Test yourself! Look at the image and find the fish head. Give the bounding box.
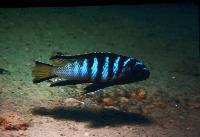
[122,59,150,82]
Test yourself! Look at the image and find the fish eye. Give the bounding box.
[136,64,145,69]
[135,61,144,67]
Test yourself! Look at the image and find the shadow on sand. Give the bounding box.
[32,106,152,128]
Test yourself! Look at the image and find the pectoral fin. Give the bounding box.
[84,83,115,94]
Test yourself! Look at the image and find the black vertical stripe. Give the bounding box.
[96,54,104,82]
[116,56,128,78]
[87,55,96,81]
[108,55,118,80]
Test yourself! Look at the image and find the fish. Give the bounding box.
[32,52,150,94]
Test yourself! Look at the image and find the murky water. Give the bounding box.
[0,4,199,137]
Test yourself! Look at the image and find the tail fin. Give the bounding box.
[32,61,56,83]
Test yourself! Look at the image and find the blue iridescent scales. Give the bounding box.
[32,52,150,93]
[52,52,146,82]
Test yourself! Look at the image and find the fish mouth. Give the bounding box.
[145,70,150,79]
[143,68,150,79]
[130,68,150,82]
[137,68,150,81]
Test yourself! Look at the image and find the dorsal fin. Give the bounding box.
[50,58,71,66]
[50,52,72,66]
[49,52,119,66]
[50,52,105,60]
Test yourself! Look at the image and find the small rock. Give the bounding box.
[169,119,175,124]
[68,126,78,131]
[86,104,102,110]
[171,76,176,79]
[0,112,29,130]
[51,100,61,107]
[105,126,109,129]
[38,117,54,124]
[101,97,113,106]
[142,104,155,114]
[118,97,129,104]
[45,117,54,123]
[18,129,25,135]
[186,127,191,130]
[103,106,120,110]
[121,125,128,129]
[75,84,84,89]
[179,115,185,119]
[25,62,32,66]
[63,98,82,107]
[84,132,89,137]
[131,88,146,101]
[81,98,93,106]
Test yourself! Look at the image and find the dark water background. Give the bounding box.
[0,4,199,137]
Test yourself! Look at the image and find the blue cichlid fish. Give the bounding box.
[32,52,150,94]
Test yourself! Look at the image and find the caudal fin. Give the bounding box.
[32,61,56,83]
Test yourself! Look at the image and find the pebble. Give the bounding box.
[186,127,191,130]
[103,106,120,110]
[102,97,113,106]
[121,125,128,129]
[142,104,155,114]
[45,118,54,123]
[51,100,61,107]
[179,115,185,119]
[84,132,89,137]
[81,98,93,106]
[0,112,29,130]
[169,119,175,123]
[25,62,32,66]
[75,84,84,89]
[131,88,146,101]
[105,126,109,129]
[171,76,176,79]
[18,129,25,135]
[63,98,82,107]
[118,97,129,104]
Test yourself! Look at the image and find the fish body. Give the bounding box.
[32,52,150,93]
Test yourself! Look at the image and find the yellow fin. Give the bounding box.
[32,61,56,83]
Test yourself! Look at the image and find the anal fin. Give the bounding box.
[50,80,90,87]
[84,83,115,94]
